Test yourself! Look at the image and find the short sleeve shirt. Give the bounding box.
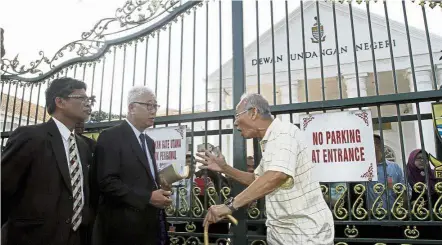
[254,118,334,245]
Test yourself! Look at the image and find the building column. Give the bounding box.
[407,66,436,156]
[278,81,299,124]
[344,73,368,98]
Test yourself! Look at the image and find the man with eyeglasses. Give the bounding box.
[196,93,334,245]
[2,77,95,245]
[94,86,172,245]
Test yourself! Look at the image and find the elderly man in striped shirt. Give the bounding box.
[196,93,334,245]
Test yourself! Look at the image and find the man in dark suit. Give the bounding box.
[94,86,172,245]
[1,77,95,245]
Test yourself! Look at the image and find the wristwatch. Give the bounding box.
[225,197,238,213]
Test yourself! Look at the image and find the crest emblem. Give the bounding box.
[428,153,442,179]
[311,16,326,43]
[432,102,442,145]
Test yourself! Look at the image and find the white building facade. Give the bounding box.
[207,1,442,168]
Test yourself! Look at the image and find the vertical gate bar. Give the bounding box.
[421,5,438,89]
[0,82,6,147]
[284,0,291,104]
[34,83,41,125]
[18,84,25,127]
[42,81,48,123]
[190,6,197,220]
[382,0,402,220]
[9,83,18,131]
[109,47,117,121]
[178,15,184,117]
[348,3,361,98]
[368,1,390,220]
[332,2,343,99]
[315,1,325,101]
[0,81,4,103]
[2,83,12,132]
[376,106,392,220]
[203,0,210,214]
[82,63,86,83]
[401,0,433,218]
[255,0,261,94]
[155,31,161,96]
[284,0,294,123]
[119,44,127,120]
[132,42,138,86]
[231,0,247,244]
[144,36,149,86]
[270,0,276,105]
[366,3,380,95]
[218,0,223,135]
[167,24,172,117]
[98,57,106,122]
[383,0,399,94]
[218,0,223,205]
[395,103,412,219]
[26,84,33,125]
[205,1,209,114]
[73,65,78,79]
[300,0,308,102]
[90,62,97,98]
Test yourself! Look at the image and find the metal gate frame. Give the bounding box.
[2,0,442,244]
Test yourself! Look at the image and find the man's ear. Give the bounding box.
[54,97,65,110]
[251,108,258,120]
[128,103,135,114]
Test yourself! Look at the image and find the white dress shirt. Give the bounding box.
[52,117,85,202]
[125,119,157,184]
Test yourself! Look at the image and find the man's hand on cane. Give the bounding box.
[203,204,233,227]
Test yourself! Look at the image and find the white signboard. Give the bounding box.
[300,110,377,182]
[146,125,187,183]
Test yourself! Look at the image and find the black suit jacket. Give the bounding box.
[94,120,166,245]
[1,118,94,245]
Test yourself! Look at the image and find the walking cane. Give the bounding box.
[204,215,238,245]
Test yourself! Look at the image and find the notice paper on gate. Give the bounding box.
[300,109,377,182]
[146,125,188,186]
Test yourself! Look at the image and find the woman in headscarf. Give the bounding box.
[407,150,442,239]
[406,149,438,205]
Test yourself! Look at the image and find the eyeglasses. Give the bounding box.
[235,108,252,119]
[66,95,95,104]
[133,102,160,111]
[416,156,425,162]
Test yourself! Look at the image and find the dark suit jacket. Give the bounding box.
[1,118,94,245]
[94,120,166,245]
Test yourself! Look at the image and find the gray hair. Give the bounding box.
[127,86,155,105]
[239,93,272,119]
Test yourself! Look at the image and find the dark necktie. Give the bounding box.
[139,133,148,159]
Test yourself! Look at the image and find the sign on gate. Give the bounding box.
[300,110,377,182]
[146,125,187,185]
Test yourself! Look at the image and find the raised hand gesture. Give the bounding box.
[195,150,227,173]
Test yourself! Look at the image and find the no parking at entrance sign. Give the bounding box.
[300,109,377,182]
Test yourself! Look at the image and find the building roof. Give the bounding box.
[1,92,49,123]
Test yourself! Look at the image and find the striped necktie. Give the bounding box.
[68,133,83,231]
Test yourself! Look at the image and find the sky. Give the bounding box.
[1,0,441,118]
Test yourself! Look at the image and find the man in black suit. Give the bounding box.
[1,77,95,245]
[94,86,172,245]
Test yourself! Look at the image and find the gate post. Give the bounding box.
[231,0,248,244]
